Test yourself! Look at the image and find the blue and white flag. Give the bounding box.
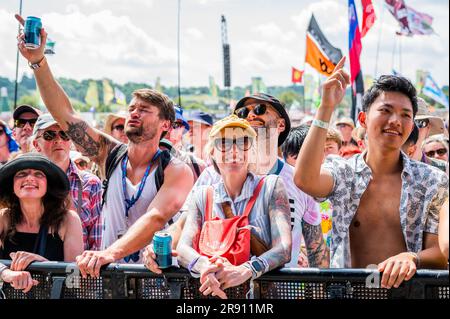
[423,75,449,108]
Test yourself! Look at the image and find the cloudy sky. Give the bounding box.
[0,0,448,88]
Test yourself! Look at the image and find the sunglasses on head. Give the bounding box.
[415,119,430,129]
[39,130,70,142]
[236,104,267,119]
[214,137,253,152]
[14,118,37,128]
[112,124,125,132]
[425,148,447,158]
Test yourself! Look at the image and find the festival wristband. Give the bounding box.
[187,256,202,278]
[312,119,329,130]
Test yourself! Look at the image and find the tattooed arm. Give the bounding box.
[258,177,292,271]
[15,17,117,166]
[302,222,330,268]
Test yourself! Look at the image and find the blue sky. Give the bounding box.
[0,0,448,88]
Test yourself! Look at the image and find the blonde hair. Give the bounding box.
[326,128,343,148]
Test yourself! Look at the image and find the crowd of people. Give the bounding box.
[0,16,449,298]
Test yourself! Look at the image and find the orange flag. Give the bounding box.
[305,15,343,77]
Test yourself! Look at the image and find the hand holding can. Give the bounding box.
[24,16,42,49]
[153,231,173,269]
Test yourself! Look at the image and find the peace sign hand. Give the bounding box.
[320,57,351,111]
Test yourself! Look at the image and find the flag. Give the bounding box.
[305,15,343,77]
[349,0,363,93]
[209,76,218,97]
[85,81,99,109]
[402,5,435,36]
[385,0,411,35]
[361,0,377,37]
[416,70,429,93]
[114,87,127,106]
[102,79,114,106]
[422,75,449,108]
[292,67,304,84]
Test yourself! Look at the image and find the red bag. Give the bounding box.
[197,178,265,266]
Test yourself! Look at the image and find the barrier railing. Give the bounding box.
[0,260,448,299]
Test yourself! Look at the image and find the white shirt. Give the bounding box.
[101,163,159,264]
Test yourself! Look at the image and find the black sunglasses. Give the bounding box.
[14,118,37,128]
[214,137,253,152]
[425,148,447,157]
[236,104,267,119]
[39,130,70,142]
[112,124,125,131]
[172,121,184,130]
[415,119,430,129]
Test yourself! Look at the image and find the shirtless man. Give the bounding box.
[294,57,448,289]
[15,15,194,277]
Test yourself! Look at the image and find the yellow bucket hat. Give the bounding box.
[209,114,257,139]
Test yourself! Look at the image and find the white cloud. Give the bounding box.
[185,27,204,40]
[252,22,296,42]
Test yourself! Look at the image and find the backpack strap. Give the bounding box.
[155,149,172,192]
[205,186,214,221]
[189,154,201,178]
[242,177,265,218]
[102,144,128,206]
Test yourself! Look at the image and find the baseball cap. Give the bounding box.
[209,114,257,139]
[233,93,291,146]
[174,105,190,131]
[186,111,213,127]
[32,113,59,136]
[13,104,42,120]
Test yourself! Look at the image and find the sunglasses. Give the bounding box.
[172,121,184,130]
[415,119,430,129]
[236,104,267,119]
[425,148,447,157]
[112,124,125,132]
[39,130,71,142]
[14,118,37,128]
[214,137,253,152]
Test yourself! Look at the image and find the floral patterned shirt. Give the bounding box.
[317,152,449,268]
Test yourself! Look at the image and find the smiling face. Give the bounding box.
[33,124,72,164]
[211,127,254,175]
[13,168,47,200]
[359,91,415,152]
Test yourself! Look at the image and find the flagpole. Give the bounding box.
[399,36,403,74]
[374,1,385,78]
[391,35,397,72]
[177,0,182,106]
[13,0,23,111]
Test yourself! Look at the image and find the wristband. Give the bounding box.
[409,252,421,268]
[312,119,329,130]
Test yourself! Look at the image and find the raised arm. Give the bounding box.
[294,57,350,198]
[15,14,117,165]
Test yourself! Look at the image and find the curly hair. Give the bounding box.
[0,176,70,247]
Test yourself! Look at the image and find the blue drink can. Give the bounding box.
[24,16,42,49]
[154,231,172,269]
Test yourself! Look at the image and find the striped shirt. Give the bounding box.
[67,161,103,251]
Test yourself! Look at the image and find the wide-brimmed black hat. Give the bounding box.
[0,153,69,198]
[233,93,291,146]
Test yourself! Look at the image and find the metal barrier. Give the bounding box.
[0,260,448,299]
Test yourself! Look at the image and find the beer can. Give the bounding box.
[24,16,42,49]
[153,231,172,269]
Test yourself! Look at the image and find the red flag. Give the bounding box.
[292,67,304,84]
[361,0,376,37]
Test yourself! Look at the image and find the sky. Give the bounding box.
[0,0,448,88]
